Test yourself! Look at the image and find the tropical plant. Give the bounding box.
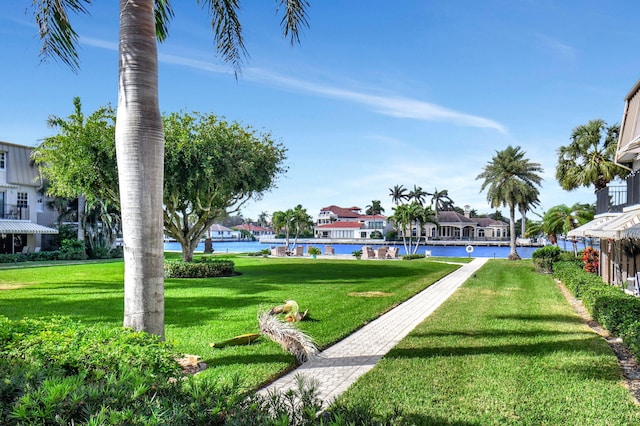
[408,185,429,205]
[477,145,543,260]
[257,211,270,227]
[390,201,436,255]
[543,203,594,254]
[365,200,385,215]
[389,184,408,205]
[556,119,629,192]
[430,187,454,219]
[29,1,309,337]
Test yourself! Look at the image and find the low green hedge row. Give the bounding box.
[0,247,124,264]
[402,254,426,260]
[164,258,235,278]
[553,261,640,356]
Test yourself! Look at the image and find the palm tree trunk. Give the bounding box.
[508,204,520,260]
[117,0,165,339]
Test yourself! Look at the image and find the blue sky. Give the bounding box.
[1,1,639,221]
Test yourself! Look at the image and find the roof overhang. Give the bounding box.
[567,214,619,237]
[0,220,58,235]
[582,209,640,239]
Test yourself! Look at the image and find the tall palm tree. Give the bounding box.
[556,119,629,192]
[430,187,454,219]
[290,205,313,249]
[365,200,385,215]
[257,211,270,227]
[408,185,428,205]
[514,181,540,237]
[389,185,408,206]
[32,0,310,338]
[477,145,543,260]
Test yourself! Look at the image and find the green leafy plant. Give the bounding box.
[307,246,321,256]
[352,249,363,259]
[164,258,235,278]
[531,245,562,273]
[402,253,426,260]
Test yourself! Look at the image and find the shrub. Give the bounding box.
[553,261,640,360]
[164,258,235,278]
[58,239,88,260]
[582,247,599,273]
[402,254,425,260]
[531,245,562,273]
[307,246,321,256]
[0,316,331,425]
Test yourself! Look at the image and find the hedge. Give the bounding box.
[164,258,235,278]
[553,261,640,357]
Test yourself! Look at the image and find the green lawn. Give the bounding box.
[0,255,459,389]
[332,260,640,425]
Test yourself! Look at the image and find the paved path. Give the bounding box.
[258,257,489,408]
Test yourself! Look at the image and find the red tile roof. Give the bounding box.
[233,223,271,232]
[320,206,387,220]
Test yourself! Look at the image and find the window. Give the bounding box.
[17,192,28,208]
[478,229,485,237]
[0,152,5,170]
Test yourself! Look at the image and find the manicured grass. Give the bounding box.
[332,260,640,424]
[0,254,459,389]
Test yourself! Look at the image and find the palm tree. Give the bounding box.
[390,203,414,255]
[389,185,408,206]
[408,185,429,205]
[514,181,540,237]
[365,200,385,215]
[556,119,629,192]
[544,203,594,254]
[477,145,543,260]
[31,0,310,338]
[257,211,270,227]
[430,188,454,219]
[290,205,313,249]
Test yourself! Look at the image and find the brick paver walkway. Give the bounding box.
[258,257,489,408]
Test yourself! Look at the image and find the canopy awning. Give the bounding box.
[0,220,58,235]
[567,214,618,237]
[585,209,640,239]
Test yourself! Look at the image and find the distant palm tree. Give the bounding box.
[477,146,543,260]
[290,205,313,248]
[556,119,628,192]
[365,200,385,215]
[257,211,270,227]
[514,181,540,237]
[389,185,408,206]
[430,188,454,219]
[544,203,594,254]
[408,185,429,205]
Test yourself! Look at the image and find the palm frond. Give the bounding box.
[33,0,92,72]
[258,311,318,363]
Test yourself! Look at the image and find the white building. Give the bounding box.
[0,141,58,254]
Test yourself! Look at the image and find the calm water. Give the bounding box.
[164,240,545,258]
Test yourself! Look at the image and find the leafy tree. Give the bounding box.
[290,205,313,248]
[365,200,385,215]
[556,119,628,192]
[33,97,118,246]
[257,211,270,227]
[30,0,309,338]
[163,112,287,261]
[477,145,543,260]
[388,184,408,205]
[514,180,540,237]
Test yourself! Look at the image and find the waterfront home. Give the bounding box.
[422,208,509,241]
[0,141,58,254]
[314,205,389,239]
[233,223,273,238]
[206,224,238,240]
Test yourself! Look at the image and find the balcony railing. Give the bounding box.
[1,204,30,220]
